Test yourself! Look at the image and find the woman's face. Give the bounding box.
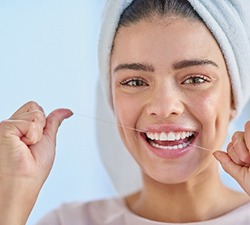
[110,17,234,184]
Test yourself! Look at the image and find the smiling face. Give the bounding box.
[110,16,234,184]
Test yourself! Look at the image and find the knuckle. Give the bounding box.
[32,110,45,122]
[27,101,44,113]
[27,101,39,108]
[27,101,45,115]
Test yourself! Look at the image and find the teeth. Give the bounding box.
[181,132,187,139]
[160,132,167,140]
[176,133,181,140]
[168,132,175,141]
[146,131,194,141]
[150,140,191,150]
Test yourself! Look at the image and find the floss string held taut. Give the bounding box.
[74,113,242,153]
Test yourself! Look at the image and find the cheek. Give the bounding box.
[191,85,232,148]
[112,79,145,124]
[184,84,230,134]
[191,79,232,120]
[184,87,216,116]
[112,91,143,156]
[113,91,141,127]
[206,85,232,122]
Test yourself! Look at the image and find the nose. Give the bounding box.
[145,83,185,118]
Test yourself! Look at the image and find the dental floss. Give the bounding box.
[74,113,145,133]
[74,113,243,153]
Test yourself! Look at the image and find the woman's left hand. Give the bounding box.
[214,121,250,196]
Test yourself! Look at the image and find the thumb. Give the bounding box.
[44,108,73,143]
[213,151,242,181]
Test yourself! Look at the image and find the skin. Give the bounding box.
[0,16,250,225]
[0,102,72,225]
[111,16,250,222]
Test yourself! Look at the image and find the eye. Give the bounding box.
[182,75,211,85]
[120,78,148,87]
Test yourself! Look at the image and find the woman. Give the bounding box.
[1,0,250,224]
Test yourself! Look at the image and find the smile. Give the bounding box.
[145,131,195,150]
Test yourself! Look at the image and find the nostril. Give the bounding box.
[144,85,185,118]
[145,98,185,118]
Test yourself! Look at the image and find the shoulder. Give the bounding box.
[230,201,250,216]
[213,201,250,224]
[36,197,126,225]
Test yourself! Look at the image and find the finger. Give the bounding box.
[10,101,44,119]
[11,110,46,126]
[231,131,244,142]
[29,109,73,174]
[228,144,250,167]
[227,144,246,166]
[229,138,250,165]
[213,151,243,181]
[43,109,73,144]
[21,121,44,146]
[244,121,250,151]
[229,131,250,165]
[1,120,44,146]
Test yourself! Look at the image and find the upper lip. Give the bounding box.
[141,124,196,133]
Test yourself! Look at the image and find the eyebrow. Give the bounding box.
[113,63,154,73]
[113,59,218,73]
[172,59,219,70]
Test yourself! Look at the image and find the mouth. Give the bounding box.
[143,131,196,150]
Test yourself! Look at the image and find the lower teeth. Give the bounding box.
[149,140,191,150]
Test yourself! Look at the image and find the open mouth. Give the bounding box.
[144,131,196,150]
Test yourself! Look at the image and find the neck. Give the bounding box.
[126,163,234,223]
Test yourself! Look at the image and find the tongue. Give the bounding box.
[153,140,181,146]
[152,137,190,147]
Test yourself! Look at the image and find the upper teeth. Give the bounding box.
[146,131,194,141]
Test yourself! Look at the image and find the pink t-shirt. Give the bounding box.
[36,197,250,225]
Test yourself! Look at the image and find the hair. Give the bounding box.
[118,0,202,28]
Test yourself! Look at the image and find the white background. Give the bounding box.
[0,1,249,224]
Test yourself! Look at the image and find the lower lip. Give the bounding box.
[142,135,196,160]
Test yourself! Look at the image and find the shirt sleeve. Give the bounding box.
[35,209,61,225]
[34,202,89,225]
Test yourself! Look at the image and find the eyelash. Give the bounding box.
[120,78,148,87]
[119,75,210,87]
[182,75,211,85]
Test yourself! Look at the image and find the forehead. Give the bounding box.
[111,17,225,68]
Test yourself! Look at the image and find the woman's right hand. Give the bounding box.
[0,101,73,225]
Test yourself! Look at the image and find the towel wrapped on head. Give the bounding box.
[97,0,250,195]
[99,0,250,114]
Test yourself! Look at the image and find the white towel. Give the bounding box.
[97,0,250,195]
[188,0,250,115]
[99,0,250,114]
